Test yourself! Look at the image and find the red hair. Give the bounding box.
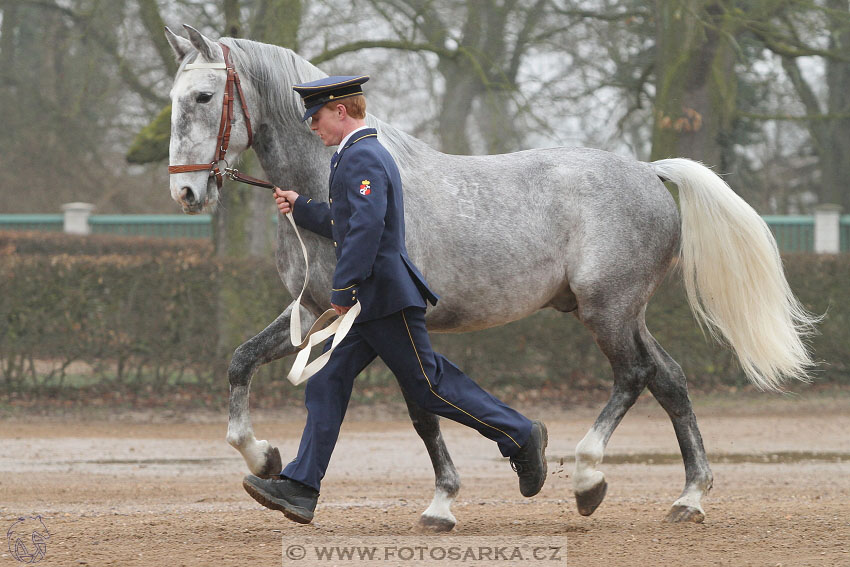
[325,94,366,119]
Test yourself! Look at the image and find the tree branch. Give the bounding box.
[12,0,168,104]
[507,0,548,81]
[135,0,177,76]
[779,55,829,151]
[739,111,850,121]
[552,4,650,22]
[309,39,454,65]
[746,13,850,63]
[780,56,824,117]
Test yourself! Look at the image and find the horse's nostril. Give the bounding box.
[180,186,197,205]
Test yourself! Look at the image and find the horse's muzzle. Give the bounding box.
[179,186,198,206]
[177,186,205,214]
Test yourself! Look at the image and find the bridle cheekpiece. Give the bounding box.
[167,43,257,190]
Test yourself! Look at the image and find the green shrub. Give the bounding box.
[1,231,846,409]
[0,230,212,256]
[0,250,292,402]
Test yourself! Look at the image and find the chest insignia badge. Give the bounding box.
[359,179,371,196]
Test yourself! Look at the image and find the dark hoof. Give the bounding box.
[256,446,283,479]
[418,515,456,533]
[575,480,608,516]
[664,504,705,523]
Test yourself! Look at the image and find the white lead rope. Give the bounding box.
[284,213,360,385]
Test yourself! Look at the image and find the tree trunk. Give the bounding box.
[136,0,177,75]
[1,1,18,76]
[223,0,241,38]
[252,0,301,50]
[650,0,737,170]
[477,89,522,155]
[779,0,850,211]
[822,0,850,210]
[213,0,302,355]
[437,59,478,154]
[433,1,526,155]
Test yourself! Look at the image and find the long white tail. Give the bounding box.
[651,158,818,391]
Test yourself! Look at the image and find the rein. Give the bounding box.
[168,42,359,385]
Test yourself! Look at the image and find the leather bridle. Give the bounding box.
[167,43,272,191]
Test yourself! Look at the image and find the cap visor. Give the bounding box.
[302,104,322,122]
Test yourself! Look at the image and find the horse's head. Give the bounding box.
[165,25,252,213]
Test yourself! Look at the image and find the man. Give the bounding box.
[242,75,547,524]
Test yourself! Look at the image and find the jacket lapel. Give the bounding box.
[328,128,378,187]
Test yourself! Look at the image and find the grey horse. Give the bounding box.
[165,25,816,528]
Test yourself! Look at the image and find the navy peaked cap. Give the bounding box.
[292,75,370,121]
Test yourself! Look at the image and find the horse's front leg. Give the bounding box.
[399,387,461,532]
[226,302,316,477]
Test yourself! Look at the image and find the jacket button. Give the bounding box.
[329,198,333,204]
[330,219,334,225]
[333,242,337,247]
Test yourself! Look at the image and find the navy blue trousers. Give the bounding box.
[282,306,533,491]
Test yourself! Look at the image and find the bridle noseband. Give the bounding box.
[168,43,271,190]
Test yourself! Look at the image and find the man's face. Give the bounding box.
[310,105,344,146]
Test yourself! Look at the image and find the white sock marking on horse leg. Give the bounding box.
[573,429,606,494]
[671,484,706,513]
[228,424,271,475]
[421,488,456,525]
[671,430,711,512]
[226,384,273,475]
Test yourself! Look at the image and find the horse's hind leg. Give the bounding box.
[646,338,713,523]
[226,302,314,477]
[572,310,656,516]
[399,387,461,532]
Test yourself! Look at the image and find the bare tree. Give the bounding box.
[770,0,850,209]
[650,1,737,168]
[6,0,848,218]
[0,0,174,213]
[125,0,303,257]
[557,0,849,211]
[310,0,556,154]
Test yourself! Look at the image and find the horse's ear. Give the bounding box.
[183,24,220,61]
[164,26,193,62]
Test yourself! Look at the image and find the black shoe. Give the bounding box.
[242,474,319,524]
[510,420,548,497]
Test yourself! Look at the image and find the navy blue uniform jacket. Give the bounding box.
[292,128,439,322]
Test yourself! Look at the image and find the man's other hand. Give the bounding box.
[332,303,352,316]
[274,187,299,215]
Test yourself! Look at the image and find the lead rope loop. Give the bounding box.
[283,213,360,385]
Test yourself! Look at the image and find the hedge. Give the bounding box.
[1,232,847,408]
[0,230,213,256]
[0,246,291,404]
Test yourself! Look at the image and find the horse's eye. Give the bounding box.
[196,92,213,104]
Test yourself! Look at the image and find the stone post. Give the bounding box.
[813,204,842,254]
[61,202,96,235]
